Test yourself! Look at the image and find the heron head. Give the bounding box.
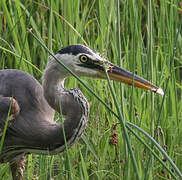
[54,44,164,95]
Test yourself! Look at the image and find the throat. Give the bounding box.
[42,61,68,112]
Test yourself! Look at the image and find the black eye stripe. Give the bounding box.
[79,55,103,70]
[78,56,104,71]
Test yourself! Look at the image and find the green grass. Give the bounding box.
[0,0,182,179]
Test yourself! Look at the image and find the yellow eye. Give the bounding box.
[80,55,88,63]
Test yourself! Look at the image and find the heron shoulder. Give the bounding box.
[0,69,53,115]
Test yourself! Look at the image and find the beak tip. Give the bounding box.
[152,88,164,96]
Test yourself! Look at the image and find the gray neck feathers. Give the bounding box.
[43,58,69,113]
[41,57,89,153]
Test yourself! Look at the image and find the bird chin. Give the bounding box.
[75,66,100,78]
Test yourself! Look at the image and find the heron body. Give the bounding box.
[0,44,163,179]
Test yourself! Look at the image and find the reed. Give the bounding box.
[0,0,181,179]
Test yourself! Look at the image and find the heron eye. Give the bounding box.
[80,55,88,63]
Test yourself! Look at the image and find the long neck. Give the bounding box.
[40,59,89,154]
[43,59,67,112]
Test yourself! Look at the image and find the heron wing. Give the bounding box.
[0,70,55,158]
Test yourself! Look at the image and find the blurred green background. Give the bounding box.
[0,0,182,179]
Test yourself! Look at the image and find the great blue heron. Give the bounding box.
[0,44,163,180]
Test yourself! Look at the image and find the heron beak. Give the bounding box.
[97,62,164,96]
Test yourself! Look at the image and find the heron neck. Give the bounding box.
[41,59,89,153]
[42,60,68,112]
